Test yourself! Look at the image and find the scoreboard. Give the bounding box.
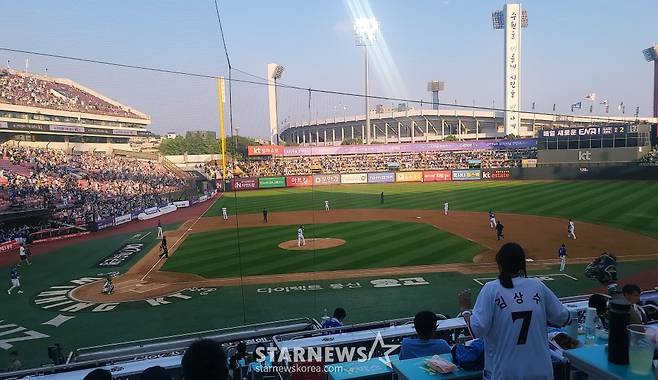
[538,124,649,150]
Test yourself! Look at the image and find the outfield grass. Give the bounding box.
[162,221,483,277]
[209,181,658,238]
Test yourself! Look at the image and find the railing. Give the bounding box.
[111,149,192,180]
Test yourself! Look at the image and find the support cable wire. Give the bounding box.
[0,46,643,123]
[213,0,246,324]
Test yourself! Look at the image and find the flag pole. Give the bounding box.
[217,77,227,180]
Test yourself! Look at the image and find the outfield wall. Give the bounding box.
[222,165,658,191]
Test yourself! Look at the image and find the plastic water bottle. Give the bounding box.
[585,307,597,346]
[458,333,466,345]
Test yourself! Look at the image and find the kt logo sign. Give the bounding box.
[578,151,592,161]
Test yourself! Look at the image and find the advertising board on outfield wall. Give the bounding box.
[482,169,512,180]
[232,177,259,191]
[395,171,423,182]
[247,145,285,156]
[286,175,313,187]
[341,173,368,184]
[423,170,452,182]
[452,169,481,181]
[367,172,395,183]
[247,139,537,157]
[259,176,286,188]
[313,174,341,186]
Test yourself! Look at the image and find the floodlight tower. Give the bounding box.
[643,45,658,118]
[492,4,528,136]
[427,81,445,110]
[354,17,379,144]
[267,63,285,145]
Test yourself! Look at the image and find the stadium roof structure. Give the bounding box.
[279,108,656,145]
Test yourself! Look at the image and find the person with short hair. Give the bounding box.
[399,311,451,360]
[182,339,229,380]
[463,243,570,380]
[623,283,647,324]
[322,308,347,332]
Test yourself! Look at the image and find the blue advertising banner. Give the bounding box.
[367,172,395,183]
[452,169,481,181]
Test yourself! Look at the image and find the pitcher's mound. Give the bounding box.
[278,238,346,251]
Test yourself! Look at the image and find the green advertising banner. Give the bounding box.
[258,176,286,188]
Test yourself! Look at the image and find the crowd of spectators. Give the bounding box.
[638,147,658,165]
[0,146,188,242]
[236,148,538,177]
[0,68,145,119]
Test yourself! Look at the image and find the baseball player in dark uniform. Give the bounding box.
[159,235,169,259]
[495,221,504,240]
[558,244,567,272]
[263,208,268,223]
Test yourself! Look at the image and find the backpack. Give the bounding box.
[450,338,485,371]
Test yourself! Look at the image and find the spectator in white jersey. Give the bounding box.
[462,243,570,380]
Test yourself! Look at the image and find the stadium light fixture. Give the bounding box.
[643,45,658,117]
[271,64,285,80]
[354,17,378,144]
[268,64,285,145]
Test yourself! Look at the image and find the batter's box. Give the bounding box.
[473,273,578,286]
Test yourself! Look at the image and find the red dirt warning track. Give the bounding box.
[70,209,658,303]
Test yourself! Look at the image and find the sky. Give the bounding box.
[1,0,657,138]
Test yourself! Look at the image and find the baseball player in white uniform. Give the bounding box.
[443,202,449,216]
[488,210,496,229]
[222,207,228,220]
[156,220,163,239]
[463,243,570,380]
[325,200,330,212]
[18,244,30,266]
[568,219,576,240]
[297,225,306,247]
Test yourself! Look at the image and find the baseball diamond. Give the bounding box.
[3,180,658,370]
[3,4,658,377]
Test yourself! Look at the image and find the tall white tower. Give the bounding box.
[267,63,284,145]
[493,4,528,136]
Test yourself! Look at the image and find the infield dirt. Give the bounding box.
[71,209,658,302]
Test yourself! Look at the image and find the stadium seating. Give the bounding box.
[0,68,145,119]
[0,146,188,243]
[233,148,538,177]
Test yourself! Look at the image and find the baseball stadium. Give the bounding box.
[2,2,658,380]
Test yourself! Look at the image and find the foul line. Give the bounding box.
[139,231,152,241]
[140,194,221,282]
